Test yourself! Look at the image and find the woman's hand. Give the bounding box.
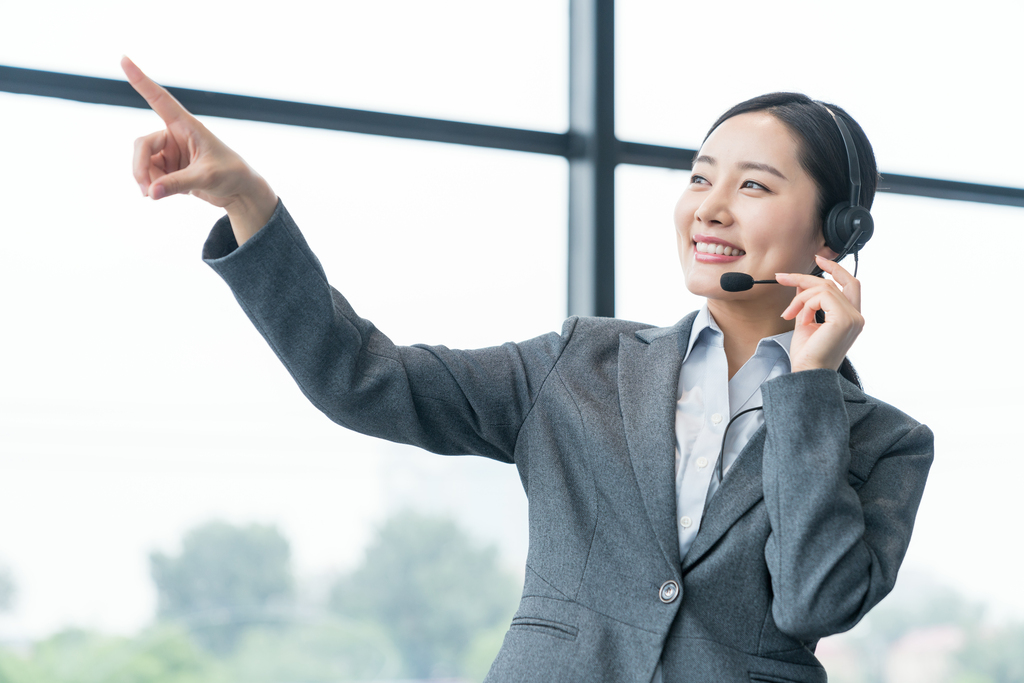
[776,255,864,373]
[122,56,277,245]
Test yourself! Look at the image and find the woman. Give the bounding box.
[123,56,932,683]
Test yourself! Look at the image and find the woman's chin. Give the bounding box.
[683,272,731,300]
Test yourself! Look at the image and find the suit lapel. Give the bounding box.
[619,313,695,573]
[681,427,766,571]
[621,314,873,574]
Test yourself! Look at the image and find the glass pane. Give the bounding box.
[618,161,1024,666]
[1,0,568,132]
[618,0,1024,188]
[616,165,702,327]
[0,92,565,657]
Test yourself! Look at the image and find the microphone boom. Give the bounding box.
[720,273,779,292]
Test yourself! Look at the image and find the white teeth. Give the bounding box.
[695,241,745,256]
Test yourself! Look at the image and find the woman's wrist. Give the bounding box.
[225,175,278,246]
[790,359,841,374]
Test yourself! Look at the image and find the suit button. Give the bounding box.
[659,580,680,604]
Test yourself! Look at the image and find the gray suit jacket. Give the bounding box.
[203,201,933,683]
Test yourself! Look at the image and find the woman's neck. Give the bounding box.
[707,296,795,380]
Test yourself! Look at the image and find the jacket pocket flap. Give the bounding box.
[510,616,579,641]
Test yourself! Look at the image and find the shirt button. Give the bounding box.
[711,413,723,425]
[679,516,692,529]
[696,457,708,469]
[659,580,680,604]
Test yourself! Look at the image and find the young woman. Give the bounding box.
[123,56,932,683]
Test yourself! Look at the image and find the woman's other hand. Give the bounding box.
[776,255,865,373]
[122,56,277,245]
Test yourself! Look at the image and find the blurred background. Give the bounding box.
[1,1,1022,681]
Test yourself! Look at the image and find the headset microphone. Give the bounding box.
[720,273,779,292]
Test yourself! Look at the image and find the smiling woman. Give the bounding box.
[676,93,876,382]
[123,51,931,682]
[678,113,826,303]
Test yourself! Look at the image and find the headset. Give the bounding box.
[820,105,874,275]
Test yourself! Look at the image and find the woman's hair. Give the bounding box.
[703,93,879,228]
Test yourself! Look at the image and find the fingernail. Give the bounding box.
[139,183,147,197]
[152,185,167,200]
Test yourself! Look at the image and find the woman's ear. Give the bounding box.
[816,242,839,261]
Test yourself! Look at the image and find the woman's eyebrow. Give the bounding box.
[691,155,788,181]
[737,161,788,180]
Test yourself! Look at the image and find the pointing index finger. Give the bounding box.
[121,56,191,124]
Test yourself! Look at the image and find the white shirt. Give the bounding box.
[674,304,793,560]
[653,305,793,683]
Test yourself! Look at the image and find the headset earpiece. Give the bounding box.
[820,106,873,264]
[825,202,874,256]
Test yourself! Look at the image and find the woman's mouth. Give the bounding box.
[695,241,746,257]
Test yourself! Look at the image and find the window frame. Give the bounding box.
[2,0,1021,317]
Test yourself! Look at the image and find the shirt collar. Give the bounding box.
[682,303,794,364]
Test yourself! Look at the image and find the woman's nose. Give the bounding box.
[695,189,733,226]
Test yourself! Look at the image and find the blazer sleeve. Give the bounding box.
[202,200,571,463]
[759,369,933,641]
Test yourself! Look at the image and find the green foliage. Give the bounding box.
[0,621,409,683]
[0,563,13,612]
[149,521,293,653]
[0,625,224,683]
[0,512,523,682]
[461,622,513,682]
[330,509,519,679]
[222,618,403,682]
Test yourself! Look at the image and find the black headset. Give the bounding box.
[820,106,874,271]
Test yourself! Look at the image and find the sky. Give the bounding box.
[1,0,1023,643]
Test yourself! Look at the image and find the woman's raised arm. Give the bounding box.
[122,56,278,245]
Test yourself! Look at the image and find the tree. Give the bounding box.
[330,510,520,679]
[223,619,403,682]
[150,521,293,653]
[0,625,223,683]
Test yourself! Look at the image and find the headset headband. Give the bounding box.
[822,106,863,209]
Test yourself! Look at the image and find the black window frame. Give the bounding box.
[3,0,1021,316]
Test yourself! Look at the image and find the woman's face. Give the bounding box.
[674,111,835,302]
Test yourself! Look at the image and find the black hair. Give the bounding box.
[703,92,879,230]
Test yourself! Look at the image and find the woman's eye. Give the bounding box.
[690,174,709,185]
[742,180,769,191]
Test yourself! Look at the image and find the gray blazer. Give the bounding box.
[204,201,933,683]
